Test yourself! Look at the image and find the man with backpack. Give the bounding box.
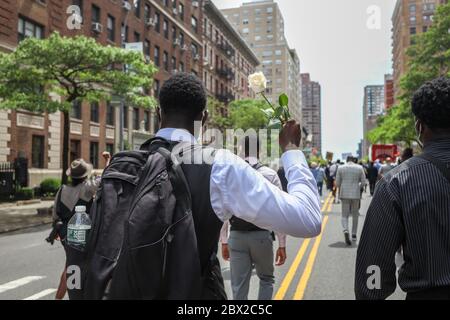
[83,73,322,300]
[356,77,450,300]
[220,136,287,300]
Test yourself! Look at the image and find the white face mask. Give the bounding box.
[415,120,424,149]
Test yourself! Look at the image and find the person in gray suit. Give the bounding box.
[336,156,367,245]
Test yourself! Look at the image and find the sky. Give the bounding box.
[214,0,397,159]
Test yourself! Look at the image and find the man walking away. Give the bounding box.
[355,77,450,300]
[310,162,325,198]
[336,156,367,245]
[221,137,287,300]
[367,162,378,196]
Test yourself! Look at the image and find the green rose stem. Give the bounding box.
[259,92,287,125]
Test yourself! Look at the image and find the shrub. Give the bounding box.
[40,178,61,196]
[15,188,34,200]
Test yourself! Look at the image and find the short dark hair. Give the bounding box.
[412,77,450,130]
[158,72,207,119]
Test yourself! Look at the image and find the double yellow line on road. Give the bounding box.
[274,193,334,300]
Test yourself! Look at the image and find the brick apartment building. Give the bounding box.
[203,0,259,105]
[391,0,448,101]
[0,0,205,186]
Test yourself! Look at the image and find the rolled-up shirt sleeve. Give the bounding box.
[210,149,322,238]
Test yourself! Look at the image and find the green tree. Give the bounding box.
[228,99,268,131]
[368,2,450,145]
[0,32,157,184]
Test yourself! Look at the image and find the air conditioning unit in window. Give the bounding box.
[203,57,209,66]
[144,55,151,63]
[173,39,181,47]
[172,8,178,15]
[146,18,157,27]
[92,22,103,34]
[122,0,132,11]
[180,44,188,52]
[193,54,200,61]
[192,1,199,8]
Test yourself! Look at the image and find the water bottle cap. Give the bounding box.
[75,205,86,213]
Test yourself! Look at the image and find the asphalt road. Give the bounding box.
[0,191,407,300]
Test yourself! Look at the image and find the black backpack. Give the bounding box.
[82,138,204,300]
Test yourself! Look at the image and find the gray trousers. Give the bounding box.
[341,199,360,236]
[228,230,275,300]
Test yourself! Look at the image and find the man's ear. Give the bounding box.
[202,110,209,127]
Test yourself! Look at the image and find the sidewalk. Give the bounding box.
[0,200,54,234]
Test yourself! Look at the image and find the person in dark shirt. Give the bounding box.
[366,162,379,196]
[355,77,450,300]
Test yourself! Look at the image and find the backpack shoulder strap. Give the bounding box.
[252,162,265,171]
[417,153,450,184]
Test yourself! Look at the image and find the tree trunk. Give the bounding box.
[61,110,70,185]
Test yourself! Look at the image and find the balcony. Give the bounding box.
[216,41,236,59]
[215,67,235,81]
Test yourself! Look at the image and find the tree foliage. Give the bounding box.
[368,2,450,145]
[0,32,157,184]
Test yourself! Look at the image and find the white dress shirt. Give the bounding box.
[156,128,322,238]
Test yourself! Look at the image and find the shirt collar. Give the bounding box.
[156,128,198,144]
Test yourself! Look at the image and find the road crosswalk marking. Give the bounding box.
[0,276,45,294]
[23,288,57,300]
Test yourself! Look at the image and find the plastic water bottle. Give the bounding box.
[67,205,91,252]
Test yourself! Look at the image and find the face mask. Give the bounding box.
[415,120,424,149]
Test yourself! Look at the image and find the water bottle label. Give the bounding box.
[67,228,87,244]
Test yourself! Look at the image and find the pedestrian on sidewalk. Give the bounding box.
[356,77,450,300]
[335,156,367,245]
[220,136,287,300]
[378,157,395,181]
[53,155,111,300]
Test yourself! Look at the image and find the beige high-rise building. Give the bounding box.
[222,0,302,122]
[392,0,448,101]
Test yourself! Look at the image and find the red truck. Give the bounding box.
[369,144,398,162]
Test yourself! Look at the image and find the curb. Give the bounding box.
[0,220,53,235]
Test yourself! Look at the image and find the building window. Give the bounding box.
[144,111,150,131]
[123,106,129,129]
[179,32,184,45]
[144,40,150,57]
[106,103,115,126]
[91,4,100,24]
[107,15,115,41]
[31,135,45,168]
[154,80,160,97]
[410,27,416,35]
[70,100,82,119]
[134,31,140,42]
[90,142,99,168]
[72,0,83,19]
[133,108,140,130]
[90,102,99,123]
[179,3,184,20]
[191,43,198,56]
[154,12,160,32]
[179,61,184,72]
[106,143,114,156]
[172,26,177,41]
[144,4,151,21]
[163,19,169,39]
[154,46,160,66]
[18,17,44,42]
[121,23,129,42]
[163,51,169,71]
[134,0,141,18]
[70,140,81,163]
[191,16,198,33]
[171,56,177,71]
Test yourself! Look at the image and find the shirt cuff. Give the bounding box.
[281,150,308,171]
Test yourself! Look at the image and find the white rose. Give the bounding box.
[248,72,267,94]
